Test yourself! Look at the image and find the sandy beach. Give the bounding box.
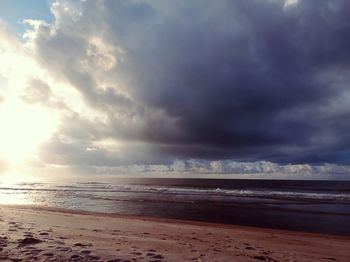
[0,205,349,262]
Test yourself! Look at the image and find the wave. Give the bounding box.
[0,183,349,202]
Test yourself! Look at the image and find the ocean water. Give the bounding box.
[0,178,350,236]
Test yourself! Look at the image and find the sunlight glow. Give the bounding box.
[0,98,58,164]
[284,0,298,8]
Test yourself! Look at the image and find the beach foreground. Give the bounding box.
[0,205,349,262]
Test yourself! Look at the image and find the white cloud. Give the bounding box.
[32,159,349,179]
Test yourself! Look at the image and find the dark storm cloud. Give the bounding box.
[29,0,350,165]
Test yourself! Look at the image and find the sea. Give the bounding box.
[0,178,350,236]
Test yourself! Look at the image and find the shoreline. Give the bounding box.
[3,204,350,238]
[1,204,350,261]
[3,204,350,239]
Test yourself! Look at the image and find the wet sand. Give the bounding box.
[0,205,349,261]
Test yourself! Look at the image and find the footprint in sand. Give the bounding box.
[80,249,91,255]
[145,251,164,261]
[8,258,22,262]
[25,248,43,256]
[0,236,8,247]
[253,255,277,261]
[69,254,84,261]
[42,252,55,257]
[23,232,33,237]
[17,237,43,247]
[57,246,73,253]
[74,242,93,248]
[86,254,101,260]
[152,254,164,259]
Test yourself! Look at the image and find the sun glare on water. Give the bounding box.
[0,98,58,164]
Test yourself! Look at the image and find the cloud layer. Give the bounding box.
[1,0,350,177]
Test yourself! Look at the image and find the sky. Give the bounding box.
[0,0,350,181]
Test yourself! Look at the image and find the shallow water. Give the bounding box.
[1,178,350,235]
